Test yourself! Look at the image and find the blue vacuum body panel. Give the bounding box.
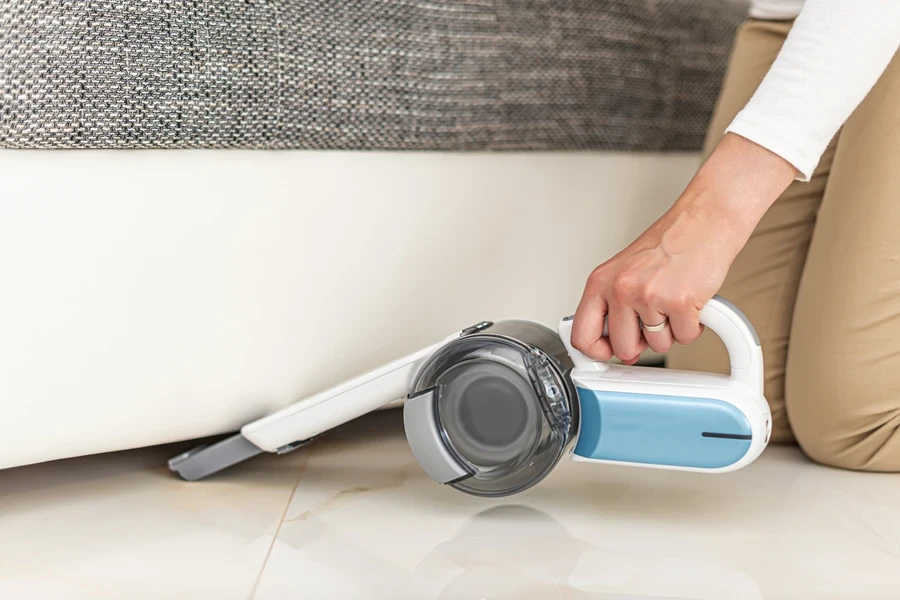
[573,388,753,469]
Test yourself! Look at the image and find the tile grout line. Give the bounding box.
[248,455,310,599]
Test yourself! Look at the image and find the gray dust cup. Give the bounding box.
[404,320,578,498]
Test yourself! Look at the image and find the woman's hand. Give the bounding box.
[571,133,797,365]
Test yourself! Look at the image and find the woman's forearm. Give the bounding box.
[670,132,798,257]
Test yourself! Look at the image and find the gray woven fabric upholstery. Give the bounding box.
[0,0,747,150]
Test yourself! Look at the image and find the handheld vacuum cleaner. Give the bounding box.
[169,296,771,497]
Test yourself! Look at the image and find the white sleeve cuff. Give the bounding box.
[724,114,823,182]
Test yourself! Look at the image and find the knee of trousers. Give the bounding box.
[786,350,900,473]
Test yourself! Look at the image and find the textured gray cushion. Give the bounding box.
[0,0,747,151]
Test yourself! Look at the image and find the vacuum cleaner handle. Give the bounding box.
[559,295,763,395]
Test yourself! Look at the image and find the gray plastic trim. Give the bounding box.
[168,433,264,481]
[711,294,761,346]
[404,388,471,484]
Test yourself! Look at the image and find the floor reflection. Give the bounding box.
[404,505,761,600]
[261,411,900,600]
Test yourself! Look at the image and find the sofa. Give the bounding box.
[0,0,748,469]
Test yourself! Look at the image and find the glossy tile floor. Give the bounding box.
[2,410,899,600]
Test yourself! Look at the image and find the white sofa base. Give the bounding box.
[0,150,698,469]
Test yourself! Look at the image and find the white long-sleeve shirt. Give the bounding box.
[724,0,900,181]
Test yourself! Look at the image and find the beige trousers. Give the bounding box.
[667,20,900,472]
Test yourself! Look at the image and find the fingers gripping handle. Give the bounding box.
[559,316,609,373]
[559,295,764,394]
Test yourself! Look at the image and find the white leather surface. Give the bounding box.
[0,150,698,469]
